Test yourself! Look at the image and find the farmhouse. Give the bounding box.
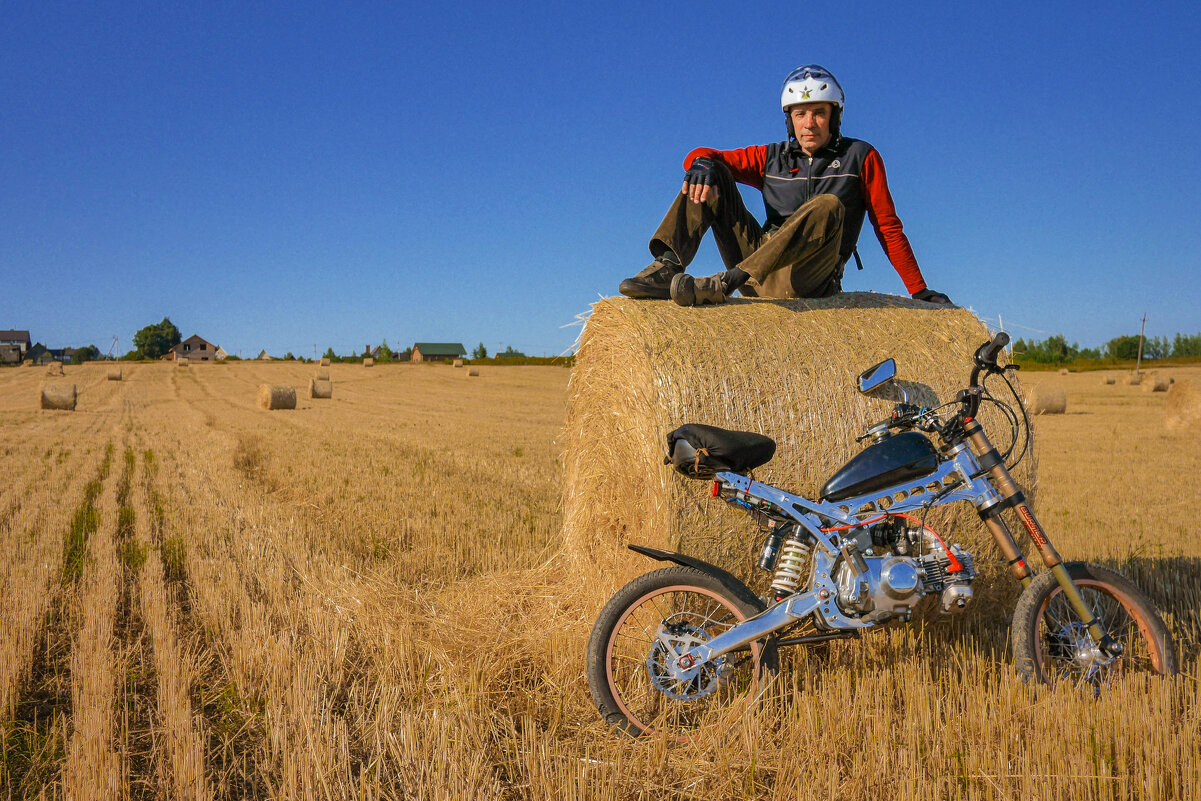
[411,342,467,363]
[166,335,221,362]
[0,329,31,364]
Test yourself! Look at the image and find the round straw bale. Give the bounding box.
[41,383,77,410]
[562,294,1038,605]
[363,357,374,367]
[1058,368,1069,375]
[314,369,330,381]
[1143,374,1170,392]
[320,357,331,366]
[257,384,296,410]
[1100,375,1115,385]
[178,357,189,367]
[1127,373,1142,385]
[107,368,122,381]
[1165,379,1201,431]
[309,378,333,399]
[466,367,480,377]
[1025,384,1066,414]
[453,359,464,368]
[46,363,64,377]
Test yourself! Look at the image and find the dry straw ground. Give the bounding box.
[0,358,1198,800]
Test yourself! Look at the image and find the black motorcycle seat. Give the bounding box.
[664,423,777,478]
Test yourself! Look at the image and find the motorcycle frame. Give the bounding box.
[670,419,1116,677]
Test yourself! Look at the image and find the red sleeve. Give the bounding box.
[684,146,767,190]
[861,148,927,294]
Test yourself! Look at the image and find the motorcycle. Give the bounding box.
[586,332,1178,738]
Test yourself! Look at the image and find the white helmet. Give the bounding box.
[780,64,844,111]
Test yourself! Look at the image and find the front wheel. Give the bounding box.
[586,566,779,739]
[1011,562,1177,687]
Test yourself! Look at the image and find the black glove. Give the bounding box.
[912,288,952,305]
[684,157,716,188]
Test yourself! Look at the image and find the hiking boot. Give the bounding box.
[619,259,682,300]
[670,272,728,307]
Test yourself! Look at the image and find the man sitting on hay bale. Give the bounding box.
[619,64,953,308]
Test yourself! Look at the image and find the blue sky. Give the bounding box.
[2,1,1199,357]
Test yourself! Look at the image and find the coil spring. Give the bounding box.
[770,535,812,599]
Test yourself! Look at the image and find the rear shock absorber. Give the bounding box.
[770,534,813,601]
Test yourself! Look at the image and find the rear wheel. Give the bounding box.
[586,566,778,739]
[1011,562,1177,686]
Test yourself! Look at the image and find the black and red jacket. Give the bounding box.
[684,137,927,294]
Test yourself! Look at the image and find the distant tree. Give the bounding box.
[472,342,488,359]
[1104,335,1142,360]
[1172,332,1201,358]
[284,352,296,361]
[398,347,412,361]
[1011,334,1079,364]
[322,346,338,362]
[498,345,526,358]
[72,344,101,364]
[132,317,182,360]
[377,339,393,362]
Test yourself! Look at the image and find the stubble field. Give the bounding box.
[1,361,1198,800]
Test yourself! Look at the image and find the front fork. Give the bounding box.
[964,421,1122,657]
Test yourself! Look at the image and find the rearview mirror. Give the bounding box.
[858,359,897,395]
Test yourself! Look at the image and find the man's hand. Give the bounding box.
[682,157,720,204]
[912,288,952,304]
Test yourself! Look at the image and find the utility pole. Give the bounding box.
[1135,313,1146,378]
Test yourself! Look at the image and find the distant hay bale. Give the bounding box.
[1025,384,1067,414]
[178,358,189,367]
[320,357,331,366]
[1144,375,1170,392]
[314,369,330,381]
[309,378,333,399]
[107,368,122,381]
[1058,368,1069,375]
[1127,373,1143,385]
[46,363,64,377]
[1165,379,1201,431]
[1101,375,1116,385]
[453,359,464,368]
[466,367,480,377]
[257,384,297,410]
[562,294,1037,601]
[40,383,77,411]
[363,357,374,367]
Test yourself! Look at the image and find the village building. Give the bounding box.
[410,342,467,363]
[0,330,31,365]
[165,334,221,361]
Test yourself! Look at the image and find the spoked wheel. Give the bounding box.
[1011,562,1177,687]
[586,566,778,739]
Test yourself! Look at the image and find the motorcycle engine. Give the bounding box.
[834,521,976,623]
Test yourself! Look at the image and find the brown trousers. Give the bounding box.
[649,161,845,298]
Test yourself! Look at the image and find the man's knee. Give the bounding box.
[809,193,844,224]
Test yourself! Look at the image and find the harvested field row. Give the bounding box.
[0,359,1198,799]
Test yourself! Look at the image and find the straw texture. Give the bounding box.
[309,378,333,399]
[1026,385,1067,414]
[257,384,297,410]
[453,359,464,368]
[466,367,480,377]
[563,294,1037,594]
[315,369,330,381]
[41,383,77,410]
[1165,379,1201,431]
[1101,375,1116,385]
[363,358,374,367]
[1127,373,1143,385]
[320,357,331,366]
[107,368,122,381]
[46,363,64,377]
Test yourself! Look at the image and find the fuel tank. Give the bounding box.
[820,431,940,502]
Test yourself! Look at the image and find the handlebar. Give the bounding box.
[965,331,1012,418]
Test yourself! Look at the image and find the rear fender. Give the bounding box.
[627,544,759,603]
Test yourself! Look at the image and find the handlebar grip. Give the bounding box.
[976,331,1010,368]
